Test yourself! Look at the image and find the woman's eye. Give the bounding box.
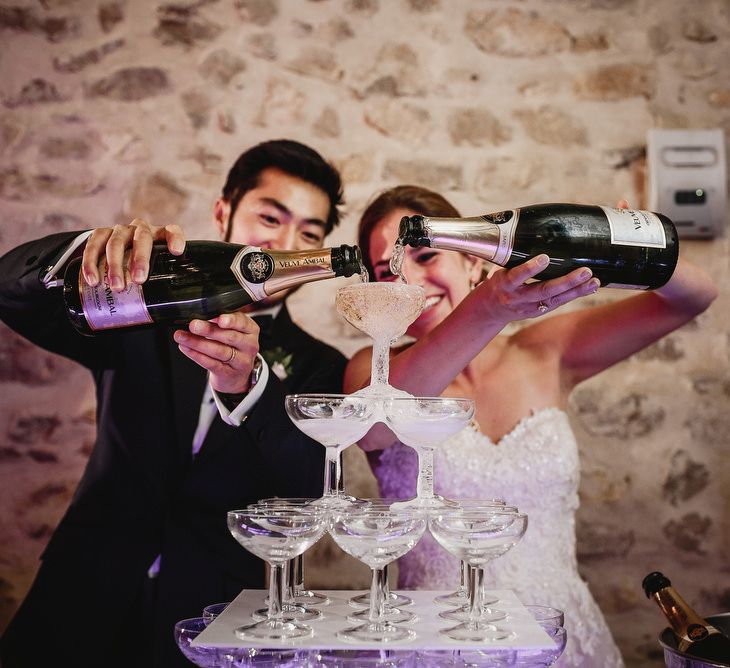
[375,268,396,281]
[415,251,438,264]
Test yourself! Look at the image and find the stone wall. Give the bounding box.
[1,0,729,665]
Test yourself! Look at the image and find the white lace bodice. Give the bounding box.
[373,408,624,667]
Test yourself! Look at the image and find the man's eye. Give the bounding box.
[302,231,323,244]
[260,214,279,225]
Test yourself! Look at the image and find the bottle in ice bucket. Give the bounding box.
[643,571,730,662]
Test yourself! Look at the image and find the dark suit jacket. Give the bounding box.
[0,232,345,668]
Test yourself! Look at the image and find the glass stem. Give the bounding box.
[371,338,391,387]
[284,559,295,603]
[293,554,304,594]
[460,560,469,594]
[468,565,484,628]
[268,563,284,619]
[383,563,390,599]
[416,447,435,499]
[323,447,340,497]
[368,567,387,623]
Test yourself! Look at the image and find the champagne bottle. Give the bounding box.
[63,241,362,335]
[643,571,730,661]
[398,203,679,289]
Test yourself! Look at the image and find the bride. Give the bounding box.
[343,185,716,666]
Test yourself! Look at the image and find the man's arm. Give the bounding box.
[0,232,114,367]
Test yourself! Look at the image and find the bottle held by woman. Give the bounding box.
[398,203,679,290]
[63,241,362,335]
[643,571,730,662]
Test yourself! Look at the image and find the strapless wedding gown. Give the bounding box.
[373,407,624,667]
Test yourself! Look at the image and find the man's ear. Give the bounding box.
[214,198,231,239]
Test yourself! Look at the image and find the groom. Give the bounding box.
[0,140,347,668]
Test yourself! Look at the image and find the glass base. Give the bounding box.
[439,622,514,643]
[234,618,314,641]
[252,604,321,622]
[439,606,507,623]
[390,495,458,511]
[435,590,498,607]
[337,621,416,643]
[347,606,417,624]
[312,493,358,510]
[292,589,330,606]
[349,591,413,608]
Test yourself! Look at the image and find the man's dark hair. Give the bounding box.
[222,139,344,238]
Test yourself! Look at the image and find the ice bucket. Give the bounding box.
[659,613,730,668]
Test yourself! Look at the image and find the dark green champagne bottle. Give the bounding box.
[398,203,679,289]
[643,571,730,662]
[63,241,362,335]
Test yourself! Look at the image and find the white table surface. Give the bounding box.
[193,589,554,652]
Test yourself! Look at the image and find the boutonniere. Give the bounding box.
[261,346,294,380]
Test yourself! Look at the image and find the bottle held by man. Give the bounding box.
[398,203,679,290]
[63,241,362,335]
[643,571,730,662]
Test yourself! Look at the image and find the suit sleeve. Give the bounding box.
[0,232,117,368]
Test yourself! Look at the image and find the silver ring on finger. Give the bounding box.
[537,301,549,314]
[224,346,236,365]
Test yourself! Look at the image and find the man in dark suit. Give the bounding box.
[0,140,347,667]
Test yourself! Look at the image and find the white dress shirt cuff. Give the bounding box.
[42,230,94,288]
[211,354,270,426]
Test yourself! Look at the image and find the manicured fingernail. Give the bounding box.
[579,268,592,280]
[84,271,97,286]
[590,278,600,292]
[537,255,549,267]
[219,315,229,327]
[133,269,146,283]
[111,276,124,291]
[171,240,185,254]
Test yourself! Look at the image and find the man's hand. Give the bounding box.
[81,218,186,290]
[173,313,261,395]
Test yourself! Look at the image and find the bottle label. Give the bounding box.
[600,206,667,248]
[80,260,153,331]
[492,210,519,265]
[230,247,270,302]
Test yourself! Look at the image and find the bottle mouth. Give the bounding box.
[333,245,363,278]
[642,571,671,597]
[398,215,430,248]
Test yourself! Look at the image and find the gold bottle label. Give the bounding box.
[80,258,152,331]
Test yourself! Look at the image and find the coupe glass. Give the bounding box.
[311,649,417,667]
[227,509,327,641]
[429,509,528,641]
[329,506,427,642]
[202,602,230,625]
[435,500,515,608]
[336,282,425,392]
[285,394,378,507]
[416,648,517,667]
[255,498,330,607]
[174,616,239,667]
[384,397,475,509]
[514,606,567,667]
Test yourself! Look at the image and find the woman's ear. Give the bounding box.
[214,198,231,239]
[465,254,485,287]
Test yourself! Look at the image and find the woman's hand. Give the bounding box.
[174,313,261,395]
[475,254,600,323]
[81,218,186,290]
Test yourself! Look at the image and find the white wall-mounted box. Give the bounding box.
[647,128,727,239]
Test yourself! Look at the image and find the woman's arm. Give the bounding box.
[513,255,718,391]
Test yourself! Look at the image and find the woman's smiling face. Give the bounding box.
[367,207,482,339]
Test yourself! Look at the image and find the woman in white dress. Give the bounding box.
[344,186,717,666]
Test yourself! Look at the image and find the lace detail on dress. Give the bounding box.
[374,408,624,668]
